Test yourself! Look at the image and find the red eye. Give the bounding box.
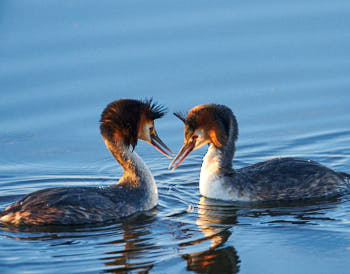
[193,135,198,140]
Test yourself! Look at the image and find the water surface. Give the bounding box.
[1,1,350,273]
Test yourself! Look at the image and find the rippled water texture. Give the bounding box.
[1,1,350,273]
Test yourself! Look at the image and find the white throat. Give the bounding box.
[199,145,229,200]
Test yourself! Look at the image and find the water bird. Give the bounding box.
[169,104,350,201]
[0,99,173,225]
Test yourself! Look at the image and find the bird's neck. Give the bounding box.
[200,121,236,182]
[201,144,234,176]
[105,140,155,188]
[199,122,236,199]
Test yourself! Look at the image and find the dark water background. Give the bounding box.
[1,1,350,273]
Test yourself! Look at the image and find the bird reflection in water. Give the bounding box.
[0,213,158,273]
[182,197,240,274]
[181,196,342,273]
[101,213,157,273]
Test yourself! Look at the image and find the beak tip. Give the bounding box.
[168,142,195,172]
[168,164,176,171]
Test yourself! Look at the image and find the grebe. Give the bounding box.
[0,99,173,225]
[169,104,350,201]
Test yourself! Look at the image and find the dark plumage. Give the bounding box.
[233,157,350,201]
[1,185,153,225]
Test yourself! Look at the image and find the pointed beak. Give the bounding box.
[168,140,195,171]
[150,132,174,159]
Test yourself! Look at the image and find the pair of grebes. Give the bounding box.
[1,99,349,226]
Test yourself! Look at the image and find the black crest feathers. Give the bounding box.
[143,98,167,120]
[173,111,187,124]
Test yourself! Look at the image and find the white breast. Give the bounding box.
[199,145,250,201]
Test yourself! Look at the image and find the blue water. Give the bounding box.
[1,1,350,273]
